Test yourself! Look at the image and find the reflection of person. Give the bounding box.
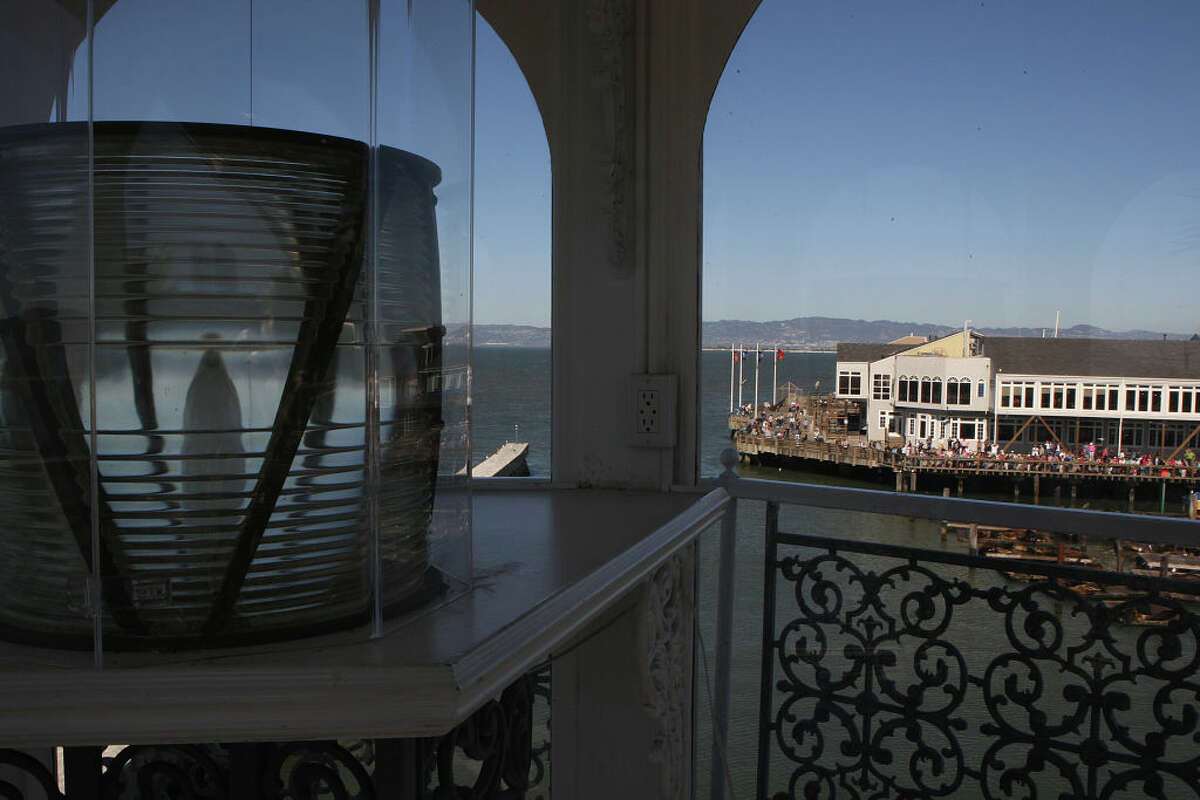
[182,345,246,525]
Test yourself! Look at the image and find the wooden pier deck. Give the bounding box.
[734,432,1200,487]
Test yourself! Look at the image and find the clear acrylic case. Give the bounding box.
[0,0,473,664]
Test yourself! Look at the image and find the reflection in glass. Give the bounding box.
[0,118,446,648]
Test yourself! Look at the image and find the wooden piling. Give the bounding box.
[968,523,979,554]
[895,471,904,493]
[1128,486,1136,513]
[1033,474,1040,505]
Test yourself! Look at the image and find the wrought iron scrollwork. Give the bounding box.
[102,745,228,800]
[262,742,375,800]
[432,670,542,799]
[527,667,551,800]
[760,534,1200,800]
[0,749,64,800]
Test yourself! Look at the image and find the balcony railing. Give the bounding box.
[706,448,1200,800]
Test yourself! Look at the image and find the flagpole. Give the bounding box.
[729,343,735,413]
[737,344,744,410]
[754,342,760,414]
[773,344,779,405]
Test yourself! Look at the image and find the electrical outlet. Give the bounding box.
[637,389,660,434]
[630,374,676,447]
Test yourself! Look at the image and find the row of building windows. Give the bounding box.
[895,376,982,405]
[896,415,983,440]
[994,418,1196,449]
[999,381,1200,414]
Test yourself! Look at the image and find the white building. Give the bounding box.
[837,331,1200,454]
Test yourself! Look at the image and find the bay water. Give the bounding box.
[473,347,1191,798]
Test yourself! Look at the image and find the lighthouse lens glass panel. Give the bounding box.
[0,0,94,661]
[0,1,473,655]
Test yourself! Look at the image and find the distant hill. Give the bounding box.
[466,318,1191,350]
[473,324,551,347]
[702,317,1192,351]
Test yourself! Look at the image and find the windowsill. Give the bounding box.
[0,487,723,745]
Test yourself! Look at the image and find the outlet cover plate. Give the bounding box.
[630,373,677,448]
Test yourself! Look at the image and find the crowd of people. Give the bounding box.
[734,403,1200,475]
[735,401,827,442]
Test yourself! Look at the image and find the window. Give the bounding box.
[872,373,891,400]
[1001,383,1012,408]
[838,370,862,396]
[931,378,943,404]
[1185,392,1193,414]
[1083,386,1094,410]
[1041,385,1051,409]
[920,377,932,403]
[947,378,970,406]
[878,410,892,431]
[978,381,985,399]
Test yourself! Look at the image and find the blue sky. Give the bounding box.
[703,1,1200,333]
[473,17,552,327]
[55,1,1200,333]
[475,1,1200,333]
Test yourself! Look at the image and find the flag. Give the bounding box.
[733,351,739,363]
[776,348,784,361]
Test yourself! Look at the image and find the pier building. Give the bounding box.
[837,330,1200,456]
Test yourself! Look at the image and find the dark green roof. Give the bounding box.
[836,343,909,363]
[982,337,1200,380]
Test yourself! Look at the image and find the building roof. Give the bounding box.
[982,337,1200,380]
[836,342,910,363]
[888,334,929,345]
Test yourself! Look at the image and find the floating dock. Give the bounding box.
[471,441,531,477]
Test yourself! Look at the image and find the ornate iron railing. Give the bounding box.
[708,449,1200,800]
